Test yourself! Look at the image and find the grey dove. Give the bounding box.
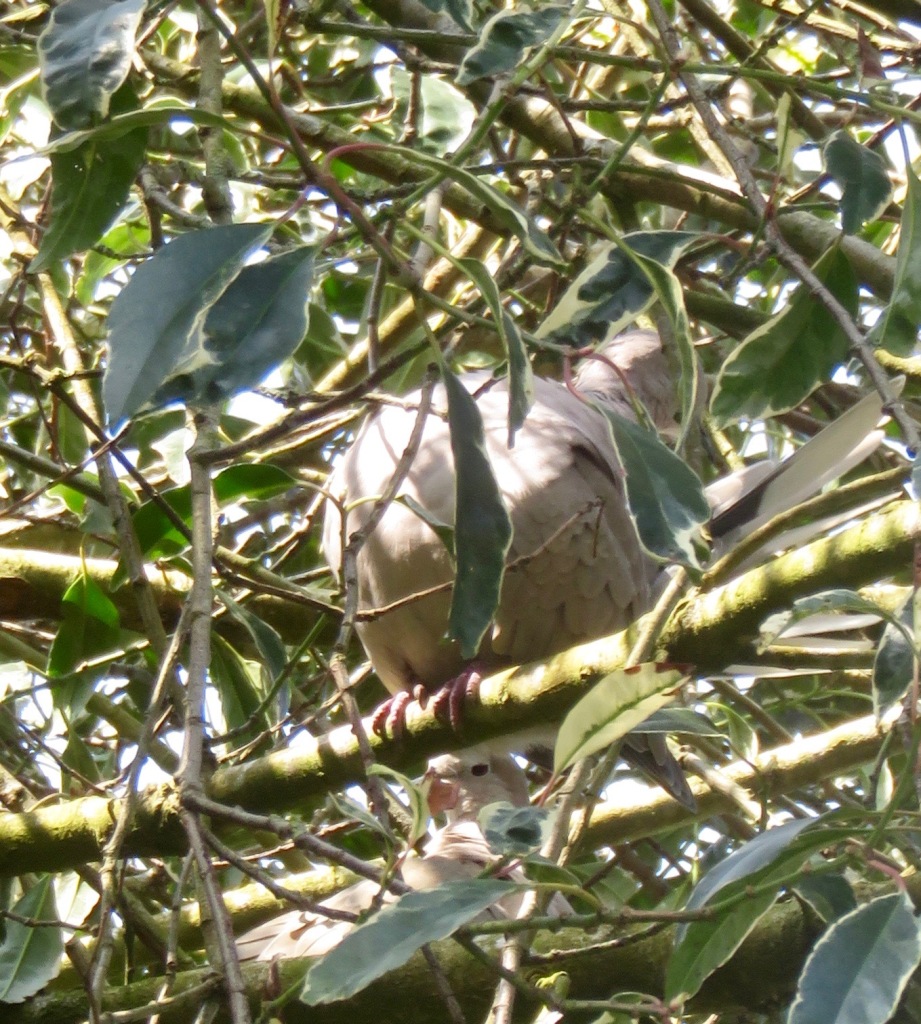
[235,750,561,961]
[323,329,693,804]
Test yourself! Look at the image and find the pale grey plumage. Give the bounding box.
[235,751,563,961]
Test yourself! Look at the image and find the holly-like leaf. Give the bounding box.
[444,367,513,658]
[554,663,692,773]
[823,130,892,235]
[457,8,566,86]
[37,0,146,129]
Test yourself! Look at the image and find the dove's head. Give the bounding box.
[424,751,529,823]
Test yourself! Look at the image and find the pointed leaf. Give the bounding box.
[793,874,857,924]
[554,663,692,773]
[597,406,710,569]
[788,892,921,1024]
[873,165,921,355]
[301,879,515,1004]
[47,574,121,678]
[823,131,892,235]
[443,367,513,658]
[710,245,858,425]
[414,0,472,30]
[535,231,698,346]
[480,803,554,856]
[758,589,892,652]
[103,222,272,423]
[0,877,64,1003]
[217,592,288,683]
[150,245,315,408]
[629,708,722,737]
[457,8,566,86]
[873,593,918,718]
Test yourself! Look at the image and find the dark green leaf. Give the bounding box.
[150,246,315,409]
[37,0,146,129]
[39,105,227,154]
[103,222,272,424]
[47,574,121,678]
[823,130,892,235]
[873,164,921,355]
[710,245,858,425]
[210,634,269,739]
[413,0,472,30]
[788,892,921,1024]
[457,8,565,86]
[395,495,455,556]
[217,592,288,683]
[213,464,297,504]
[793,874,857,924]
[480,802,554,855]
[443,367,513,658]
[629,708,723,737]
[554,663,691,773]
[302,879,515,1004]
[30,121,147,271]
[130,487,192,559]
[873,593,917,718]
[0,877,63,1002]
[597,406,709,569]
[459,257,534,441]
[536,231,699,347]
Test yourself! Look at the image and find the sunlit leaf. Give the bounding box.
[0,877,64,1003]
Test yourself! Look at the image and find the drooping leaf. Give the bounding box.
[443,367,513,658]
[47,573,121,678]
[301,879,515,1004]
[37,0,146,129]
[368,764,430,847]
[30,115,147,271]
[459,257,534,442]
[823,130,892,235]
[597,406,710,570]
[873,164,921,355]
[149,245,315,409]
[873,592,918,718]
[535,231,699,347]
[0,877,64,1003]
[210,634,270,740]
[457,8,566,86]
[480,802,554,856]
[217,592,288,684]
[103,222,272,423]
[758,589,891,652]
[710,245,858,425]
[788,892,921,1024]
[376,145,563,267]
[554,663,692,773]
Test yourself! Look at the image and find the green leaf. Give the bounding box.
[413,0,472,30]
[30,115,147,271]
[758,589,891,653]
[597,406,710,570]
[480,803,554,856]
[554,663,691,773]
[103,222,273,424]
[458,257,534,441]
[823,130,892,235]
[212,464,297,504]
[709,245,858,425]
[629,707,723,737]
[367,764,430,847]
[149,245,315,409]
[210,634,269,739]
[788,892,921,1024]
[535,231,699,346]
[130,486,192,559]
[374,145,563,267]
[443,367,513,658]
[301,879,515,1004]
[47,573,121,678]
[873,164,921,355]
[793,874,857,924]
[217,592,288,684]
[0,877,64,1002]
[457,8,566,86]
[872,593,917,719]
[38,104,227,154]
[37,0,146,129]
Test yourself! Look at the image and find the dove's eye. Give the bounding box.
[471,763,489,777]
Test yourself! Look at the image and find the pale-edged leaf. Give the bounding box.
[301,879,515,1004]
[480,802,554,856]
[597,406,710,570]
[667,820,851,1002]
[629,707,722,737]
[0,877,64,1003]
[150,245,315,409]
[443,366,513,658]
[758,589,890,652]
[788,892,921,1024]
[414,0,472,30]
[103,222,272,424]
[710,245,858,425]
[217,592,288,683]
[554,663,692,773]
[793,873,857,924]
[37,0,146,129]
[459,257,534,442]
[30,120,147,271]
[374,145,563,267]
[823,130,892,235]
[368,764,430,847]
[873,592,918,718]
[873,164,921,355]
[535,230,698,346]
[37,104,226,154]
[457,8,566,86]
